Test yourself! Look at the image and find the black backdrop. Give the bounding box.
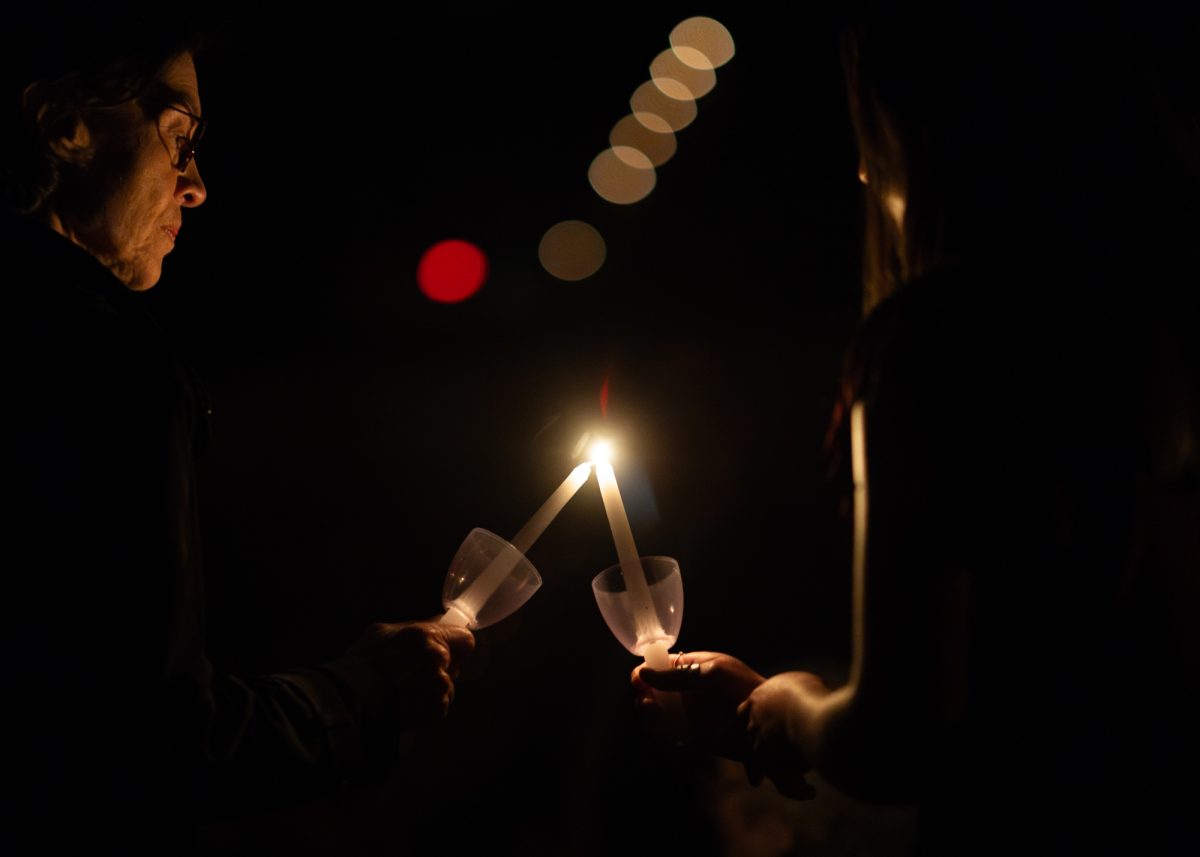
[144,6,906,854]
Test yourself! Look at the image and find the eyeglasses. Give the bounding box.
[156,102,207,173]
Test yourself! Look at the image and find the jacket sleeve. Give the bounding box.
[187,658,402,815]
[12,289,401,827]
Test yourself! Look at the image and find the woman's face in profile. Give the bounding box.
[59,52,207,290]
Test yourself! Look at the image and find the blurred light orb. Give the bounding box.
[670,17,735,69]
[417,239,488,303]
[609,114,676,167]
[630,80,697,132]
[632,111,672,135]
[539,220,607,282]
[650,48,715,100]
[671,45,716,73]
[652,77,695,102]
[588,147,656,204]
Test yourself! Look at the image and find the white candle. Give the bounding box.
[441,462,593,625]
[510,462,594,554]
[594,458,662,650]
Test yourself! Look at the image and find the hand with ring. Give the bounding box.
[632,651,767,763]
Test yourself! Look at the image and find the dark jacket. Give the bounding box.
[3,216,398,853]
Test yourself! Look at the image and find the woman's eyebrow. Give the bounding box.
[149,82,200,116]
[169,92,200,115]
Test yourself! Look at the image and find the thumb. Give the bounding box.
[439,626,476,662]
[638,663,703,692]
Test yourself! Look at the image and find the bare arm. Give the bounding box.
[740,397,969,803]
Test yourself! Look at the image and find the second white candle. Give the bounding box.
[594,457,664,656]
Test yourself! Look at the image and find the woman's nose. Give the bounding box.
[177,161,207,207]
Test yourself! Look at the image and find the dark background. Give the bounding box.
[149,6,911,854]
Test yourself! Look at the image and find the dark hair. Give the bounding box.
[1,13,202,215]
[841,1,1200,486]
[842,1,1200,313]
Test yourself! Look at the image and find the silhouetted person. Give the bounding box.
[2,16,472,853]
[636,3,1200,855]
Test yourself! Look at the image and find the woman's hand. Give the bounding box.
[344,619,475,729]
[737,671,831,799]
[635,655,823,799]
[633,651,766,762]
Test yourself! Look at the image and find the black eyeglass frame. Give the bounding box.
[155,102,207,173]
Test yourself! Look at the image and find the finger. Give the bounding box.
[630,663,670,691]
[440,627,476,664]
[638,663,704,692]
[631,665,650,692]
[770,770,817,801]
[633,684,659,708]
[735,698,752,726]
[635,694,663,724]
[634,696,683,747]
[398,671,455,728]
[432,670,456,719]
[404,637,451,677]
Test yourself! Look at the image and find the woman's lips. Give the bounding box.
[161,225,179,242]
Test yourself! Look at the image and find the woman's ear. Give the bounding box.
[42,112,94,166]
[23,82,94,166]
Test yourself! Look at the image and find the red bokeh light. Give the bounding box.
[417,239,489,303]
